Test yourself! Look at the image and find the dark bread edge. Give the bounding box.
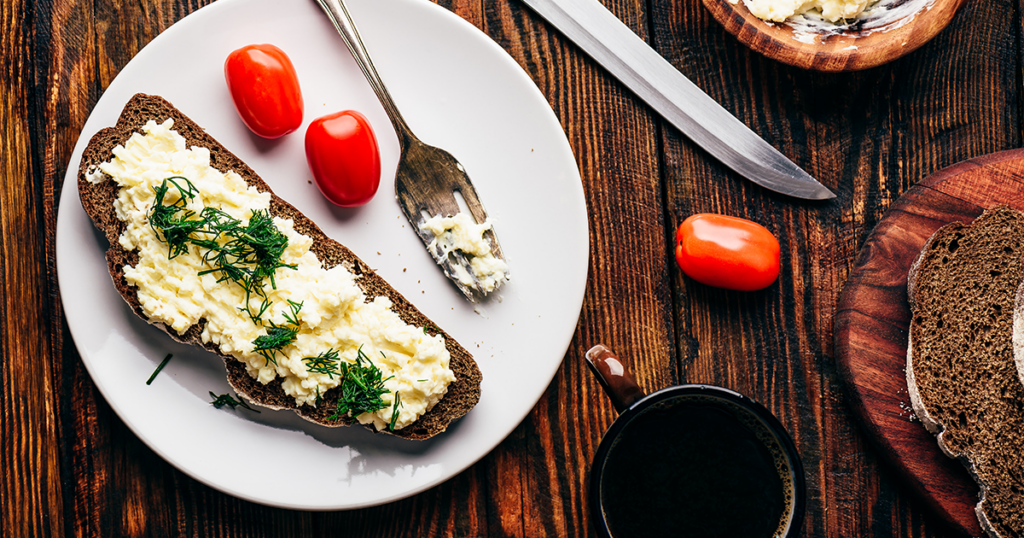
[1014,281,1024,389]
[905,221,962,439]
[904,206,1024,538]
[77,93,481,440]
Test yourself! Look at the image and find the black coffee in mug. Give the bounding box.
[592,393,801,538]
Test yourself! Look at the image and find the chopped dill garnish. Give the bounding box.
[149,177,206,258]
[251,300,303,366]
[282,300,303,326]
[388,392,402,431]
[149,178,297,324]
[253,325,298,366]
[328,346,394,420]
[197,209,297,322]
[209,391,260,413]
[145,353,173,385]
[304,348,341,378]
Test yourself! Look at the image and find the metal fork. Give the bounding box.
[315,0,508,302]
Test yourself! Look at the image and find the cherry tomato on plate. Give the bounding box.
[224,44,303,139]
[305,110,381,207]
[674,214,780,291]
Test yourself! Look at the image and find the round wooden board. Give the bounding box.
[835,148,1024,537]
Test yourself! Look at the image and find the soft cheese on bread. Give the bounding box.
[77,93,481,440]
[906,205,1024,538]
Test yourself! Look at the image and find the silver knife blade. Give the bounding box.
[520,0,835,200]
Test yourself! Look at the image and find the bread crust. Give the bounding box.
[1013,281,1024,388]
[77,93,481,440]
[905,206,1024,538]
[905,225,951,438]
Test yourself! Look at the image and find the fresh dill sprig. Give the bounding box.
[303,348,341,378]
[282,300,303,326]
[147,179,297,324]
[208,391,260,413]
[197,209,297,323]
[251,300,303,366]
[328,346,394,420]
[253,325,298,366]
[149,177,207,258]
[145,353,173,385]
[388,392,402,431]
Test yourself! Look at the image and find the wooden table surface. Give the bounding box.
[4,0,1019,536]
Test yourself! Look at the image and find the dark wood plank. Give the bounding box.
[2,0,64,537]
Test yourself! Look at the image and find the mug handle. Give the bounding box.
[585,344,646,413]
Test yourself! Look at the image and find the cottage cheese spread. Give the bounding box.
[738,0,876,22]
[88,119,455,430]
[421,213,508,295]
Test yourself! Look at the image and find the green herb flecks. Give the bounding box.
[149,177,207,258]
[303,348,341,379]
[253,326,298,366]
[388,391,402,432]
[146,353,173,385]
[209,391,260,413]
[197,209,297,323]
[328,346,394,421]
[251,300,303,366]
[148,178,297,324]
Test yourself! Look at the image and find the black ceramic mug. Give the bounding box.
[585,344,806,538]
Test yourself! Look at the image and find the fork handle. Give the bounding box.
[315,0,417,149]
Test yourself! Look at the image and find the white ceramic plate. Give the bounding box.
[56,0,587,510]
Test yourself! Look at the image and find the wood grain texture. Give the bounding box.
[701,0,968,71]
[836,149,1024,537]
[3,0,64,537]
[4,0,1023,536]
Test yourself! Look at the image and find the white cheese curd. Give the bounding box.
[421,212,508,294]
[90,119,455,430]
[737,0,876,22]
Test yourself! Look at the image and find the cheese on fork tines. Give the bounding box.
[421,212,509,294]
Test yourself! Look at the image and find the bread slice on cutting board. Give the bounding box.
[77,93,481,440]
[906,205,1024,538]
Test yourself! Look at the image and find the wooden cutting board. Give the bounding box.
[834,149,1024,538]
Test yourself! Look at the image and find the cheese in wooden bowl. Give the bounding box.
[702,0,967,71]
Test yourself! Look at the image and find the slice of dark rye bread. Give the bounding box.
[906,205,1024,538]
[77,93,482,440]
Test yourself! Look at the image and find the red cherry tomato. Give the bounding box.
[674,214,780,291]
[224,44,303,139]
[305,110,381,207]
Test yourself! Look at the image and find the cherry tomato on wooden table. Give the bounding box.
[674,214,780,291]
[305,110,381,207]
[224,44,304,139]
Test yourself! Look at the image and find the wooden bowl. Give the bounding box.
[702,0,967,71]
